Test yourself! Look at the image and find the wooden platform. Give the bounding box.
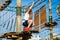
[0,32,22,39]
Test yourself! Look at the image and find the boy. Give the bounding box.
[23,2,34,31]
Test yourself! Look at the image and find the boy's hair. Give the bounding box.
[28,8,32,14]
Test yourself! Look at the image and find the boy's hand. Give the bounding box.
[32,2,34,5]
[30,2,35,9]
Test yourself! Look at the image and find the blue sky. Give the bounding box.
[9,0,34,7]
[9,0,60,38]
[0,0,60,39]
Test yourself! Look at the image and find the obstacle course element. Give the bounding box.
[56,4,60,16]
[45,22,57,27]
[34,5,46,29]
[0,31,32,40]
[0,30,39,40]
[0,0,11,11]
[0,32,22,39]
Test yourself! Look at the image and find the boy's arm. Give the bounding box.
[28,2,34,13]
[30,2,34,9]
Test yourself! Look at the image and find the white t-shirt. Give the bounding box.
[24,12,29,20]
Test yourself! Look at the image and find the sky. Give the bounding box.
[9,0,34,7]
[11,0,60,38]
[0,0,60,39]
